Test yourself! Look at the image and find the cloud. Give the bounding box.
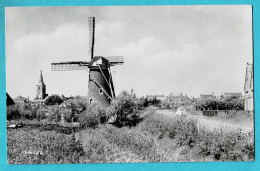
[6,22,90,99]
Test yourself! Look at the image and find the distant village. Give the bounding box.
[6,63,254,113]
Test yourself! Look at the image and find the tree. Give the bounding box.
[45,95,64,106]
[106,90,140,127]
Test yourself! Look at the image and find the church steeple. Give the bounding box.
[38,70,45,85]
[36,70,47,100]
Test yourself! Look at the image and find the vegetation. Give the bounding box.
[78,103,107,129]
[7,104,21,120]
[106,90,141,127]
[45,95,64,105]
[6,90,254,164]
[8,129,84,164]
[195,97,244,110]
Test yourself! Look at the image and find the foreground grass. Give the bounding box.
[7,109,254,164]
[7,129,84,164]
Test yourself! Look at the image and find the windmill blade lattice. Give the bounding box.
[51,61,89,71]
[88,17,95,60]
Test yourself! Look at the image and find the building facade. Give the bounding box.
[244,63,254,112]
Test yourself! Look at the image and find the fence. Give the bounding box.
[202,110,218,116]
[202,110,246,117]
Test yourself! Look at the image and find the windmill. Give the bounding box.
[51,17,124,105]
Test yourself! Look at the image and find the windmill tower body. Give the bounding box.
[51,17,123,106]
[88,57,115,105]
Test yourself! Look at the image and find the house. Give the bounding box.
[147,95,166,101]
[165,93,192,104]
[244,63,254,112]
[223,92,243,99]
[13,96,30,104]
[199,94,216,100]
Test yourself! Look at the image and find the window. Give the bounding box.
[89,98,93,104]
[99,88,103,94]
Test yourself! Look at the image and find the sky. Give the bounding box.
[5,5,253,99]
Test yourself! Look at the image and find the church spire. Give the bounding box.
[38,70,45,85]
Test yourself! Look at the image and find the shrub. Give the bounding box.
[66,98,87,114]
[83,130,113,163]
[79,103,107,129]
[139,112,198,148]
[47,106,61,122]
[59,107,74,123]
[195,97,244,111]
[139,111,173,138]
[45,95,63,106]
[36,108,49,120]
[139,111,254,161]
[7,104,21,120]
[197,128,254,161]
[17,103,39,120]
[106,90,140,127]
[173,115,198,148]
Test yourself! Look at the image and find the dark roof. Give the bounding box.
[6,93,15,106]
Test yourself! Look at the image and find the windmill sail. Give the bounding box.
[50,17,124,106]
[88,17,95,60]
[51,61,89,71]
[104,56,124,66]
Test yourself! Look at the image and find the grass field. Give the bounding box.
[7,107,254,164]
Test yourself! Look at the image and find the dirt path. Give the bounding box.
[156,109,253,133]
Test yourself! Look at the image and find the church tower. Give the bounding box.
[36,70,47,99]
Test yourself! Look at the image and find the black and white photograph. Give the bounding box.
[5,5,254,164]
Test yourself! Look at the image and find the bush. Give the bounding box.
[195,97,244,111]
[106,90,140,127]
[59,107,74,123]
[36,108,49,120]
[79,103,107,129]
[47,106,61,122]
[197,128,254,161]
[45,95,63,106]
[7,105,21,120]
[139,111,254,161]
[83,130,113,163]
[66,98,87,114]
[147,98,161,106]
[17,103,39,120]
